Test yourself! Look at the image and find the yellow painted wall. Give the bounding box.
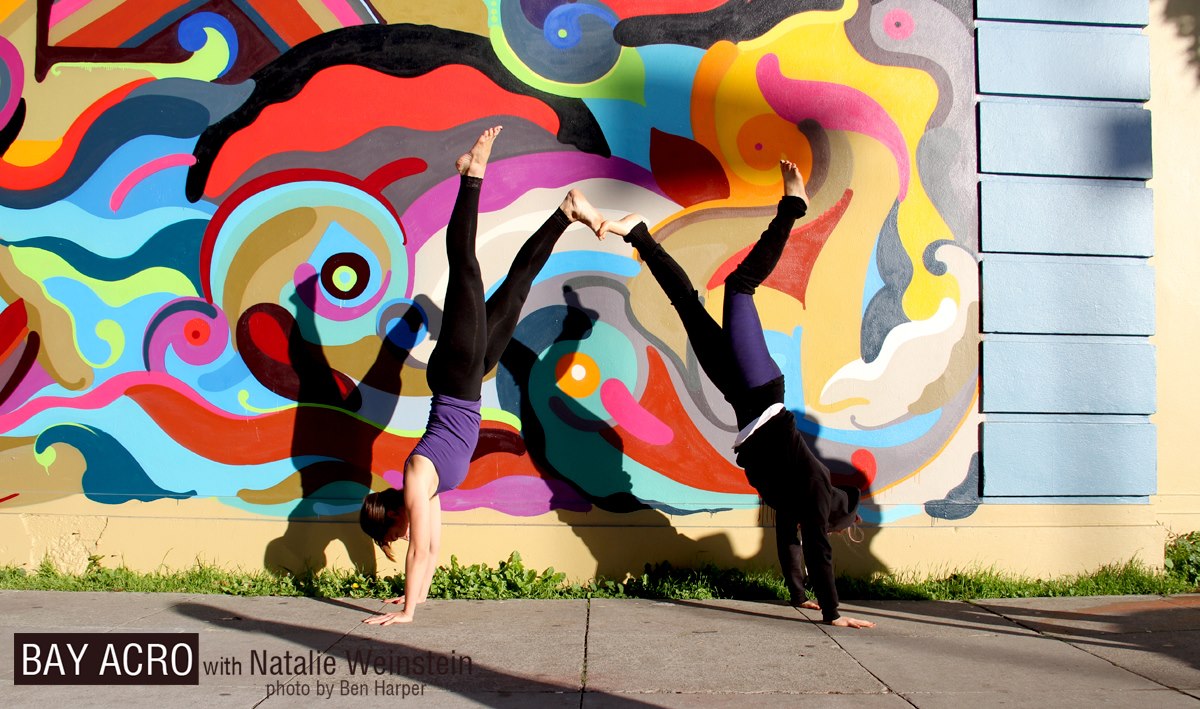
[0,496,1170,580]
[1150,0,1200,537]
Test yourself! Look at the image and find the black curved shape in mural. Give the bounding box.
[0,99,25,156]
[186,23,611,202]
[614,0,845,48]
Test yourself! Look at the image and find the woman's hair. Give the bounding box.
[827,485,861,534]
[359,488,404,561]
[845,517,865,544]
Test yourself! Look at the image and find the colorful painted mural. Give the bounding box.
[0,0,980,552]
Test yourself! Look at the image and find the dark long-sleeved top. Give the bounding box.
[734,407,855,622]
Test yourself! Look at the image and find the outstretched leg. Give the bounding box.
[426,127,502,401]
[482,189,604,372]
[601,214,745,401]
[722,160,808,401]
[723,160,809,298]
[602,160,809,427]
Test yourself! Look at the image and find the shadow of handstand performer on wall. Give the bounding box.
[499,282,751,585]
[241,278,427,576]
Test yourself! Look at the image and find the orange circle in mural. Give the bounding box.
[554,352,601,399]
[737,113,813,175]
[184,318,211,346]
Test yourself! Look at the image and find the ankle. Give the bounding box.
[622,223,654,249]
[779,195,807,219]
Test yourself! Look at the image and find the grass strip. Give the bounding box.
[2,533,1197,601]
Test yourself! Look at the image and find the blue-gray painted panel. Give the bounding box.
[987,412,1152,425]
[979,99,1152,179]
[982,338,1156,413]
[980,179,1153,256]
[981,257,1155,335]
[983,496,1148,504]
[976,0,1148,26]
[982,421,1156,496]
[978,23,1149,100]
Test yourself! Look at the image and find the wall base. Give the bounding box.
[0,497,1168,582]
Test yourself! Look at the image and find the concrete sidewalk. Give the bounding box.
[2,590,1198,707]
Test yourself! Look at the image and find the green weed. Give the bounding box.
[838,559,1193,601]
[622,561,787,600]
[1,534,1195,600]
[1164,531,1200,586]
[428,552,569,599]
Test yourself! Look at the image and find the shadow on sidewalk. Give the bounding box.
[172,599,664,707]
[818,594,1200,684]
[971,595,1200,675]
[657,597,811,624]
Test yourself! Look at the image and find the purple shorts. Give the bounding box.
[409,393,483,494]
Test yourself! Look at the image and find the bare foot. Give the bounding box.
[455,126,503,177]
[780,159,808,201]
[596,213,646,240]
[560,189,604,235]
[829,616,876,629]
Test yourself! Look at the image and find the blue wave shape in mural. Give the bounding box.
[2,219,206,292]
[34,423,196,504]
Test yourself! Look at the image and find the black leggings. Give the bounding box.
[624,196,809,602]
[621,196,807,428]
[426,175,572,401]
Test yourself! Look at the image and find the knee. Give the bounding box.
[723,269,758,296]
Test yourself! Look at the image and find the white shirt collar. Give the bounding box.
[732,403,786,450]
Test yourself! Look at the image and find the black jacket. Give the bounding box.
[734,408,859,622]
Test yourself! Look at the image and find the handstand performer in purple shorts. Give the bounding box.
[359,127,604,624]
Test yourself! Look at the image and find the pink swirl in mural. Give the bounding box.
[441,476,591,516]
[599,378,674,446]
[0,36,23,127]
[144,298,229,371]
[756,53,911,200]
[110,154,197,212]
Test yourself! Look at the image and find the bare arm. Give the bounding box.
[365,461,437,625]
[418,494,441,602]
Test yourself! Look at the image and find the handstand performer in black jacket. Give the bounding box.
[599,160,875,628]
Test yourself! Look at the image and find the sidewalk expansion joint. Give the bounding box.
[579,596,591,706]
[806,606,916,708]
